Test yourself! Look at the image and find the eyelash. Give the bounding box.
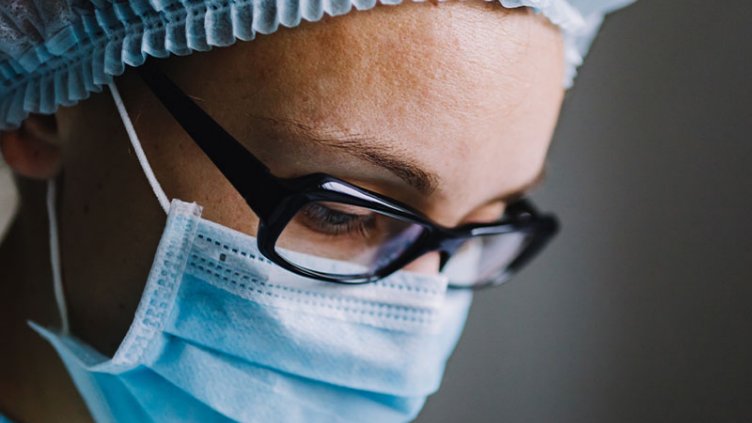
[299,203,376,238]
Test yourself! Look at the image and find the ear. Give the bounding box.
[0,114,62,179]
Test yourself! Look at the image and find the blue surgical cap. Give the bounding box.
[0,0,634,130]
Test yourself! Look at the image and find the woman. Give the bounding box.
[0,0,633,421]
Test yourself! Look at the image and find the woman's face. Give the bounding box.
[50,1,564,353]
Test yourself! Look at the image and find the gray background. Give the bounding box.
[419,1,752,422]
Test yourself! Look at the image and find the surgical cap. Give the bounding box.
[0,0,635,130]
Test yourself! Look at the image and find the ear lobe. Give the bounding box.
[0,114,62,179]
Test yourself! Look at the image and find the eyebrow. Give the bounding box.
[248,115,545,202]
[248,115,440,195]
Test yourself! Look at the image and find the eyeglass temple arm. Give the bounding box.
[137,61,288,219]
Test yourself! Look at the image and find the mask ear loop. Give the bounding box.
[45,79,459,329]
[44,80,172,335]
[107,81,170,214]
[46,178,69,334]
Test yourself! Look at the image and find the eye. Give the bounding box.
[297,202,377,237]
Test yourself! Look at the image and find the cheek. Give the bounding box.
[142,120,261,236]
[106,81,262,237]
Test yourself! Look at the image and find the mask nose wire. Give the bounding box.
[107,81,170,213]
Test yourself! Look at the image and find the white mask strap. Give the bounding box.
[43,82,169,335]
[107,81,170,214]
[46,178,69,334]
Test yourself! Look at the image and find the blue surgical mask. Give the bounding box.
[30,82,475,422]
[33,199,473,422]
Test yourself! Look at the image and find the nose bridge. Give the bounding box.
[402,231,468,275]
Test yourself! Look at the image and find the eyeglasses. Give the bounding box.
[137,62,559,289]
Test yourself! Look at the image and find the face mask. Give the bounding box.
[30,82,475,422]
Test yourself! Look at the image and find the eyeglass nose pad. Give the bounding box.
[437,238,467,271]
[438,252,451,271]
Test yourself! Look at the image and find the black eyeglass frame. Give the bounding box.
[137,61,559,289]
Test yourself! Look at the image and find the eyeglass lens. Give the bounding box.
[274,201,428,276]
[273,200,535,285]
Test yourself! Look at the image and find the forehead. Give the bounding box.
[163,1,564,220]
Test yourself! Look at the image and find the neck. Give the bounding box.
[0,178,92,422]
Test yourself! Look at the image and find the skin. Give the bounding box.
[0,1,564,421]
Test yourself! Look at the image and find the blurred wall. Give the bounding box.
[419,1,752,422]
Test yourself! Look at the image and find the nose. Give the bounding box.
[401,251,443,275]
[400,236,469,275]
